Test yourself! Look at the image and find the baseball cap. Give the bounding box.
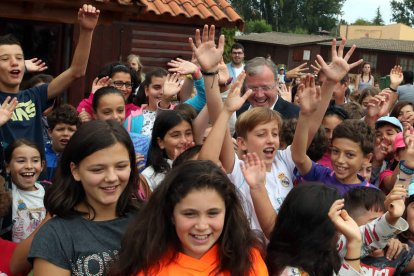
[393,132,405,151]
[375,116,403,132]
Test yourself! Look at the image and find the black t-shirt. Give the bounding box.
[361,249,414,275]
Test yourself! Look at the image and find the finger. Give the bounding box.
[316,55,328,69]
[343,44,356,61]
[202,25,208,43]
[208,25,216,42]
[189,37,197,53]
[349,59,364,70]
[330,38,338,60]
[337,38,346,58]
[195,29,201,47]
[218,34,225,52]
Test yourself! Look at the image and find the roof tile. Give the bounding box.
[139,0,243,30]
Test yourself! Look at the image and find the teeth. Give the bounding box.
[255,98,266,103]
[21,172,35,176]
[192,234,209,240]
[102,186,116,190]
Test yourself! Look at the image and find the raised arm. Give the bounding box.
[291,75,321,175]
[0,96,18,127]
[47,4,99,99]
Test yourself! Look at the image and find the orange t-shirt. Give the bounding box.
[136,244,268,275]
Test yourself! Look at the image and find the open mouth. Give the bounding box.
[254,98,267,104]
[60,139,69,145]
[101,185,119,193]
[20,172,35,178]
[10,69,21,78]
[190,233,211,242]
[263,147,275,158]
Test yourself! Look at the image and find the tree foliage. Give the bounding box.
[222,27,236,63]
[244,20,272,34]
[352,18,373,26]
[372,7,384,25]
[391,0,414,26]
[230,0,344,34]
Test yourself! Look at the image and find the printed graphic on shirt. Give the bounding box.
[12,200,45,243]
[11,100,36,121]
[71,250,118,275]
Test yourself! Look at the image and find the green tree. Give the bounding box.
[391,0,414,26]
[372,7,384,25]
[221,27,236,63]
[244,19,272,34]
[352,18,373,25]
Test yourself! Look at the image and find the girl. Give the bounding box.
[111,160,267,275]
[391,101,414,126]
[357,87,380,112]
[141,110,194,191]
[28,120,141,275]
[4,139,46,243]
[77,62,139,120]
[355,62,374,93]
[92,86,126,123]
[126,54,144,85]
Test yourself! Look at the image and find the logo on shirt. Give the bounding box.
[12,100,36,121]
[278,172,290,188]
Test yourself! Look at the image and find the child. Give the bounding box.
[92,86,126,123]
[344,187,414,274]
[0,4,99,152]
[44,104,79,182]
[4,139,46,243]
[77,62,140,120]
[28,120,141,275]
[111,160,268,275]
[141,110,194,191]
[292,75,377,196]
[126,54,144,85]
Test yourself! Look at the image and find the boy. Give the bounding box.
[345,187,414,274]
[292,76,377,196]
[0,4,99,152]
[43,104,79,182]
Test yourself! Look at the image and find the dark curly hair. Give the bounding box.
[47,104,79,130]
[332,119,374,155]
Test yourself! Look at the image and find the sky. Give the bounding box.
[341,0,394,24]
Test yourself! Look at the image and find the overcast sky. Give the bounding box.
[341,0,394,24]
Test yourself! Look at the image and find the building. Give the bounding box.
[0,0,243,105]
[340,24,414,41]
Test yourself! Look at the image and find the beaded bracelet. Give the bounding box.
[400,160,414,175]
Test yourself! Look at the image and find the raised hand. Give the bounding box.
[240,152,266,190]
[167,58,198,75]
[297,74,321,115]
[402,123,414,168]
[173,140,194,160]
[390,65,403,88]
[25,58,48,73]
[328,199,361,242]
[0,96,18,126]
[217,59,230,85]
[189,25,224,72]
[366,90,391,119]
[223,72,252,113]
[91,76,111,94]
[316,38,363,83]
[162,73,183,100]
[286,62,309,79]
[278,83,291,102]
[79,108,92,123]
[384,185,407,220]
[78,4,100,32]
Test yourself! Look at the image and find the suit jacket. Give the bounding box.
[236,96,300,119]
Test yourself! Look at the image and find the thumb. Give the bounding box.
[82,108,85,112]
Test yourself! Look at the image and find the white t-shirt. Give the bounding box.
[141,159,173,191]
[228,146,295,230]
[11,182,46,243]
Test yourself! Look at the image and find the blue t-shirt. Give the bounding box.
[0,84,48,151]
[43,142,59,182]
[296,161,378,196]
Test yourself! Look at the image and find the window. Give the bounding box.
[361,54,377,69]
[399,58,414,71]
[293,49,311,61]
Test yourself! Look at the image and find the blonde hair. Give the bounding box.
[235,107,282,139]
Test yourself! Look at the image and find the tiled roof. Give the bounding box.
[138,0,244,30]
[318,38,414,54]
[236,32,333,46]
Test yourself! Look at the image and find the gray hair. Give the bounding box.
[244,57,277,79]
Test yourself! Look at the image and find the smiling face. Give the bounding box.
[48,123,77,153]
[111,72,133,101]
[375,125,400,157]
[157,120,193,160]
[322,115,343,144]
[398,104,414,123]
[238,120,279,171]
[70,142,131,214]
[330,138,370,184]
[173,188,225,259]
[145,76,166,110]
[7,145,44,191]
[93,93,125,123]
[0,44,25,93]
[245,66,278,108]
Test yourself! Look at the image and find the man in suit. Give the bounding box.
[236,57,299,119]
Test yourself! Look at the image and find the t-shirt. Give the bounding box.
[296,161,378,196]
[0,84,48,151]
[141,159,173,191]
[28,212,134,275]
[228,146,295,230]
[361,249,414,275]
[398,84,414,105]
[136,244,268,276]
[0,238,20,276]
[11,182,45,243]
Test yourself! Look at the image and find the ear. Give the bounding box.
[144,85,149,97]
[237,137,248,152]
[40,160,46,173]
[47,128,53,137]
[70,162,81,182]
[363,153,373,163]
[157,137,165,150]
[5,163,10,174]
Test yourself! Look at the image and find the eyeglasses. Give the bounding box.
[246,84,277,93]
[112,81,132,89]
[232,52,244,55]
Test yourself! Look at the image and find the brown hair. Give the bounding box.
[235,107,282,139]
